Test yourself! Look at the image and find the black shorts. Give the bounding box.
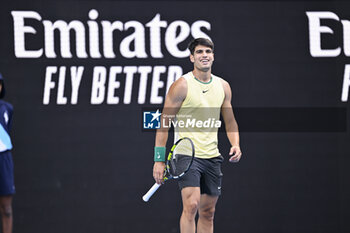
[178,155,224,196]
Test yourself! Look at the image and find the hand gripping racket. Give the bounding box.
[142,137,195,202]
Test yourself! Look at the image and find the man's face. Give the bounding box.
[190,45,214,72]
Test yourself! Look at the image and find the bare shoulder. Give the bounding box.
[219,77,232,94]
[219,77,230,87]
[172,76,187,89]
[167,76,188,103]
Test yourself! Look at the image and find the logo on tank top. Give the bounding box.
[3,111,8,124]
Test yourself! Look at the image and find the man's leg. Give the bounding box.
[0,195,13,233]
[197,194,219,233]
[180,187,201,233]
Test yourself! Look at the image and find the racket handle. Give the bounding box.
[142,183,161,202]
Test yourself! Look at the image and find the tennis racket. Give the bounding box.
[142,137,195,202]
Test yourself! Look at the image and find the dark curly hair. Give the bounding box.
[188,38,214,55]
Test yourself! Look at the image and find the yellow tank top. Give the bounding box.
[175,71,225,159]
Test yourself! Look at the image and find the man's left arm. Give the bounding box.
[221,80,242,163]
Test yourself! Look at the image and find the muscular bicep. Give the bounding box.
[162,77,187,115]
[221,80,236,130]
[155,78,187,146]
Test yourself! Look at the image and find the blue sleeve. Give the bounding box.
[0,101,13,152]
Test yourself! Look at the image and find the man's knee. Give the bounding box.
[199,206,216,222]
[181,187,201,219]
[183,199,200,218]
[0,204,12,218]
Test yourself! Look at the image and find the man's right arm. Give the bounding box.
[153,77,187,184]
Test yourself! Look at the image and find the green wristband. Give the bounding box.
[154,147,166,162]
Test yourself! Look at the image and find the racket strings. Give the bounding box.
[169,139,194,177]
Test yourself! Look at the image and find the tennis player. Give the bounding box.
[0,73,15,233]
[153,38,242,233]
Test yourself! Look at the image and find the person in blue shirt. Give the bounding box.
[0,73,14,233]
